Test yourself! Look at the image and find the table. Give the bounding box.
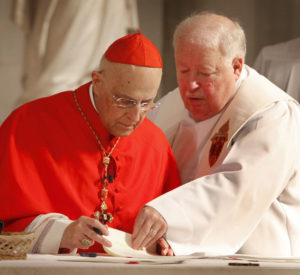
[1,254,300,275]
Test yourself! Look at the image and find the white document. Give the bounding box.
[103,227,157,258]
[103,227,205,263]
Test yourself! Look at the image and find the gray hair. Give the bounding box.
[173,12,246,62]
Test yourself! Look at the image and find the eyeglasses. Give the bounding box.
[112,95,159,112]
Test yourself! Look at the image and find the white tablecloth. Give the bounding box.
[1,254,300,275]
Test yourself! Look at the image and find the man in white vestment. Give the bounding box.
[130,12,300,257]
[253,37,300,101]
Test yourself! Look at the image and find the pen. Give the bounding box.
[79,252,97,257]
[228,262,259,266]
[93,227,103,235]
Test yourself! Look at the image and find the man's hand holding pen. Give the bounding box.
[60,216,112,250]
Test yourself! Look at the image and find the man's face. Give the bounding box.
[175,40,242,121]
[92,62,162,137]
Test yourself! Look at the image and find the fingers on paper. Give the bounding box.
[131,206,167,250]
[157,238,174,256]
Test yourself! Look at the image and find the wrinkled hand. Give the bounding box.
[60,216,112,250]
[131,206,167,250]
[157,238,174,256]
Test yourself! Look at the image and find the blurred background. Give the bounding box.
[1,0,300,124]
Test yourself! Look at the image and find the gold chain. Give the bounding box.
[73,90,120,224]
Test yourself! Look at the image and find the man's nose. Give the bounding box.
[188,80,200,91]
[126,105,142,122]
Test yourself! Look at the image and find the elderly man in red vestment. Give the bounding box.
[0,32,181,254]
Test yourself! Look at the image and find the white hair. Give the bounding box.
[173,12,246,62]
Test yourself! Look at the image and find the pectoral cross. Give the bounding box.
[94,156,114,224]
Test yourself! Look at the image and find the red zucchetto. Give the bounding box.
[104,30,163,68]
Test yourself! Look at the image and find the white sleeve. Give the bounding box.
[147,88,185,144]
[25,213,75,254]
[148,101,300,255]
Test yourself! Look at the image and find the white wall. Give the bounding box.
[0,0,163,124]
[161,0,300,93]
[1,0,299,122]
[137,0,163,54]
[0,0,24,124]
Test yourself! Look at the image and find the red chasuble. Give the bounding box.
[0,82,181,252]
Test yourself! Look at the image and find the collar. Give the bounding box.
[89,84,98,112]
[75,82,117,148]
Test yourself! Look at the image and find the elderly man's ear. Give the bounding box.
[232,57,243,80]
[92,70,104,84]
[91,70,104,95]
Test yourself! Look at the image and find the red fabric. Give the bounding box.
[104,30,163,68]
[0,82,181,252]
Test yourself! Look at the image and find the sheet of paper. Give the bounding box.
[103,227,157,258]
[27,253,300,266]
[102,227,206,262]
[221,254,300,263]
[27,253,185,264]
